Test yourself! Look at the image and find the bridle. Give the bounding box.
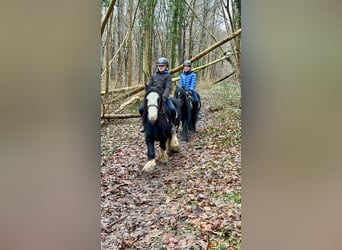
[146,91,162,112]
[147,103,159,110]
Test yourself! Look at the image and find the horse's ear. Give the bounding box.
[144,82,150,92]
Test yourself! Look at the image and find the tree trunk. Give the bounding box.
[141,0,157,83]
[127,0,133,87]
[188,0,196,59]
[101,0,116,37]
[105,13,113,94]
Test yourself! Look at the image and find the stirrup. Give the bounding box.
[139,127,145,133]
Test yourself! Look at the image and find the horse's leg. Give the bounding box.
[143,137,156,172]
[169,131,180,152]
[182,104,192,141]
[190,112,198,131]
[190,96,201,131]
[190,103,199,132]
[182,118,189,141]
[157,138,168,164]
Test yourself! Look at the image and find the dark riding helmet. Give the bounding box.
[156,57,169,66]
[183,60,192,67]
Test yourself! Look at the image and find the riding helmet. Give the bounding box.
[183,60,192,67]
[156,57,169,66]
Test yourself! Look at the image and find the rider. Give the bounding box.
[138,57,177,133]
[178,60,199,109]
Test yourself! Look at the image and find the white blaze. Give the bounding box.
[146,92,159,123]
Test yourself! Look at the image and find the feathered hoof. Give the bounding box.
[169,133,180,153]
[157,148,168,164]
[142,159,156,173]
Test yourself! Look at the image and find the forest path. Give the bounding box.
[101,82,241,249]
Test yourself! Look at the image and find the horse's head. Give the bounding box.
[186,91,193,101]
[174,87,187,101]
[145,86,162,124]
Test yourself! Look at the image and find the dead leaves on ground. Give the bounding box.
[101,86,241,249]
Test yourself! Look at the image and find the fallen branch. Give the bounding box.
[170,29,241,74]
[107,85,144,105]
[101,85,144,95]
[208,106,224,113]
[212,71,236,85]
[193,55,233,73]
[102,113,140,119]
[105,215,129,233]
[114,94,143,113]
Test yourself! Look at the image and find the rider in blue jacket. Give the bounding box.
[178,60,199,108]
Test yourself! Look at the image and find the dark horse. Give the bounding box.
[172,86,201,142]
[141,85,180,172]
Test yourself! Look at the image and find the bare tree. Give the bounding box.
[100,0,241,94]
[127,0,134,86]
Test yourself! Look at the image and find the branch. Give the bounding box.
[101,85,144,95]
[192,55,234,72]
[212,71,236,85]
[170,29,241,74]
[101,0,116,37]
[114,94,143,114]
[107,85,145,105]
[102,113,140,119]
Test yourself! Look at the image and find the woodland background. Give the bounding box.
[101,0,241,248]
[100,0,240,115]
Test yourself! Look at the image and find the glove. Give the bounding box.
[162,95,167,102]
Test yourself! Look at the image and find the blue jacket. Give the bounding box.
[179,71,196,92]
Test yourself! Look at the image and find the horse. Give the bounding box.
[141,85,180,172]
[172,86,201,142]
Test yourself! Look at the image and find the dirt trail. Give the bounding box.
[101,84,241,249]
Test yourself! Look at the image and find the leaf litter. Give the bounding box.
[101,83,241,249]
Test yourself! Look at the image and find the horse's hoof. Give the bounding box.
[170,134,180,152]
[142,159,156,173]
[158,148,168,164]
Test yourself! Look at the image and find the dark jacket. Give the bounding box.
[146,70,172,99]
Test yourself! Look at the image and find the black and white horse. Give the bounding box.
[142,85,180,172]
[172,86,201,142]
